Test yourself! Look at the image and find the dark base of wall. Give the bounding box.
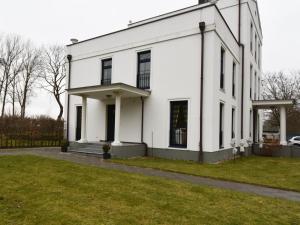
[111,144,146,158]
[253,144,300,158]
[147,148,238,164]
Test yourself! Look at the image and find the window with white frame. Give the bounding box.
[219,102,224,149]
[232,62,236,97]
[169,101,188,148]
[220,48,225,90]
[232,107,236,139]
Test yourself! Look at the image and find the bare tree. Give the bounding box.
[16,42,43,118]
[0,35,24,117]
[7,53,24,116]
[262,71,300,129]
[41,45,66,120]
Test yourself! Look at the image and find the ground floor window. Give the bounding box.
[219,102,224,149]
[169,101,188,148]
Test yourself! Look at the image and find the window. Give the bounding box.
[258,78,261,100]
[169,101,188,148]
[101,59,112,85]
[258,44,261,69]
[250,23,253,53]
[232,108,236,139]
[254,71,257,100]
[220,48,225,90]
[250,65,253,99]
[250,110,252,138]
[137,51,151,89]
[219,102,224,149]
[255,34,257,62]
[232,62,236,97]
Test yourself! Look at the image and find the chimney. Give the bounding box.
[70,38,79,44]
[198,0,209,4]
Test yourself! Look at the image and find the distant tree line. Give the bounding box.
[0,34,66,120]
[262,71,300,134]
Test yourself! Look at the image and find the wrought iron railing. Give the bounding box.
[137,73,150,89]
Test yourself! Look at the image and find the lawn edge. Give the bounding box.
[110,159,300,193]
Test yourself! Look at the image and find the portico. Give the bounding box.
[67,83,151,145]
[252,100,295,145]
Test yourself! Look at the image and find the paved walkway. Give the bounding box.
[1,148,300,202]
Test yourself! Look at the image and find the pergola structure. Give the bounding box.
[252,99,295,145]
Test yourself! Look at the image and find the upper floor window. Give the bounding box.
[255,34,257,62]
[250,23,253,53]
[254,71,257,100]
[220,48,225,90]
[137,51,151,89]
[232,62,236,97]
[101,59,112,85]
[250,64,253,99]
[258,78,261,100]
[258,44,261,69]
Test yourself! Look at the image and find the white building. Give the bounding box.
[65,0,292,163]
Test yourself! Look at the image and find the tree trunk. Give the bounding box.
[1,80,8,117]
[55,94,63,121]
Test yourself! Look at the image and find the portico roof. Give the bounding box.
[67,83,151,100]
[252,99,295,109]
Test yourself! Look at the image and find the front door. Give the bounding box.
[107,105,115,142]
[76,106,82,141]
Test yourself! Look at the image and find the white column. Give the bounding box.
[112,94,122,146]
[280,106,287,146]
[79,96,88,143]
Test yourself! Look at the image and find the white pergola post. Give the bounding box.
[280,106,287,146]
[79,96,88,143]
[112,94,122,146]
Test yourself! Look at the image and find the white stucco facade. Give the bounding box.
[65,0,264,161]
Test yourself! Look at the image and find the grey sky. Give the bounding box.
[1,0,299,118]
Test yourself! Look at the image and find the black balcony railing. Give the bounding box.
[137,73,150,89]
[101,78,111,86]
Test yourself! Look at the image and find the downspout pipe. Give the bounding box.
[199,21,206,163]
[238,0,245,140]
[140,97,148,156]
[66,54,72,143]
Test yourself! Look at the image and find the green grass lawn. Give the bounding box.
[0,156,299,224]
[112,156,300,192]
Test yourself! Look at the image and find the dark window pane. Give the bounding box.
[101,59,112,85]
[220,48,225,90]
[170,101,188,148]
[219,103,224,148]
[137,51,151,89]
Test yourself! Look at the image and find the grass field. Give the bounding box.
[112,156,300,192]
[0,155,300,225]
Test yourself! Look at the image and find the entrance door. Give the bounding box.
[76,106,82,141]
[107,105,115,142]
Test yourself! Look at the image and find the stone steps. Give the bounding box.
[68,142,105,157]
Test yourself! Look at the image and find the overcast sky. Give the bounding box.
[0,0,299,118]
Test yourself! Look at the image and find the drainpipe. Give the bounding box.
[199,22,206,163]
[66,55,72,143]
[141,97,148,156]
[141,97,144,143]
[238,0,245,140]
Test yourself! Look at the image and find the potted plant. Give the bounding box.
[103,144,111,159]
[61,139,69,152]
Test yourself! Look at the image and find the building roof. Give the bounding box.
[67,2,214,47]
